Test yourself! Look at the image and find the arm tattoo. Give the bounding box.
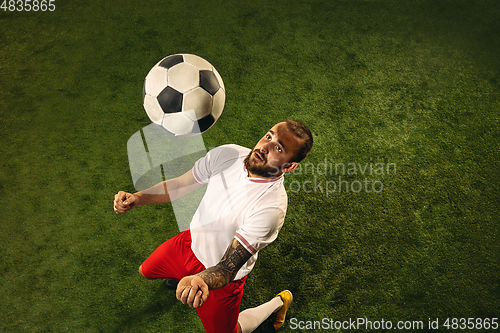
[195,238,253,290]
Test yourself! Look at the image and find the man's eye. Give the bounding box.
[277,146,282,152]
[266,134,271,140]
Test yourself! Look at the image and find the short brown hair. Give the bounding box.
[285,119,313,163]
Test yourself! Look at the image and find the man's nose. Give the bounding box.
[260,142,271,154]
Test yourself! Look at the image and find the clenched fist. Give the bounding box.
[113,191,138,214]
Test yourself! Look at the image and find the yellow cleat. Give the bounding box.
[273,290,293,331]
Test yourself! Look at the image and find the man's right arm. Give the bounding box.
[113,168,202,214]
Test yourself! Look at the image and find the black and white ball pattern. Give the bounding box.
[143,54,225,136]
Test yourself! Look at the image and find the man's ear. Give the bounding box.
[282,162,298,173]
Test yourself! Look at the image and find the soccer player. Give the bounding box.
[114,120,313,333]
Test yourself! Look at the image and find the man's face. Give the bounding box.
[244,122,304,178]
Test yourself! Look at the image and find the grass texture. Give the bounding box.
[1,0,499,332]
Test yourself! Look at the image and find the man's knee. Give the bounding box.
[138,264,148,278]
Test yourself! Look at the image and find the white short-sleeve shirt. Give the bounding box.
[190,144,287,281]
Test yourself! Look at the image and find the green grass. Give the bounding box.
[1,0,499,332]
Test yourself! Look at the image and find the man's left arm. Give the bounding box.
[176,238,252,308]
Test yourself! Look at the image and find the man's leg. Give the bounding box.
[140,229,205,280]
[196,277,247,333]
[138,264,152,278]
[238,290,293,333]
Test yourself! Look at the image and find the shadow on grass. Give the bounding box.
[111,281,194,333]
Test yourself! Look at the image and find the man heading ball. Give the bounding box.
[114,120,313,333]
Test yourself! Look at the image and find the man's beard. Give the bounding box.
[243,149,280,178]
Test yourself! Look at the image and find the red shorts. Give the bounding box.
[141,229,247,333]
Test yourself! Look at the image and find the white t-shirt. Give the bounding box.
[190,144,287,280]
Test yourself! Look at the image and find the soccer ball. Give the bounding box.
[143,54,225,136]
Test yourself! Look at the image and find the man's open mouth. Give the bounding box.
[254,151,264,162]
